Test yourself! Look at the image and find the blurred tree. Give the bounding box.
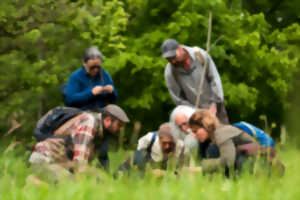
[0,0,299,141]
[241,0,300,28]
[0,0,129,140]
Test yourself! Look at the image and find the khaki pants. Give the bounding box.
[29,152,72,180]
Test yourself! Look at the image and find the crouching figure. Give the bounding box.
[118,123,184,177]
[29,104,130,179]
[189,109,284,177]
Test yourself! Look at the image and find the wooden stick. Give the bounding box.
[195,11,213,108]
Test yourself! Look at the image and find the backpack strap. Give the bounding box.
[146,131,157,156]
[133,131,157,170]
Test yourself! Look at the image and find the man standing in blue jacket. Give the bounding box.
[64,46,118,110]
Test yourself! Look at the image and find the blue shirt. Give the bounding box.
[64,67,118,110]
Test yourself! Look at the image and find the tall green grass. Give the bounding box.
[0,143,299,200]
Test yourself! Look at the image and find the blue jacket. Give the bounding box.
[64,67,118,110]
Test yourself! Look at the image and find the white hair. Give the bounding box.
[170,105,195,123]
[169,105,198,155]
[169,105,196,141]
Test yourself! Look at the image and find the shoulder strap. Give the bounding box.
[146,131,157,155]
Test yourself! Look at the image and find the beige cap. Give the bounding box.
[104,104,130,123]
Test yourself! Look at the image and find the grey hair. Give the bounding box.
[169,105,196,141]
[170,105,195,123]
[83,46,103,63]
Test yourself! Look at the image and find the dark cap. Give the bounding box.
[158,122,174,140]
[161,39,179,58]
[104,104,130,123]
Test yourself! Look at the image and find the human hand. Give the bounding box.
[92,86,104,95]
[103,85,114,94]
[151,169,166,178]
[182,166,202,173]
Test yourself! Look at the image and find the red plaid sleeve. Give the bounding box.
[71,113,97,163]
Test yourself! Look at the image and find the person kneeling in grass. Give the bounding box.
[118,123,185,177]
[189,109,284,177]
[29,104,130,179]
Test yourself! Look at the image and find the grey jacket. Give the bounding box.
[164,45,224,108]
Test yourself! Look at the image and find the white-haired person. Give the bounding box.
[170,105,220,162]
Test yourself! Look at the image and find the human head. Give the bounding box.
[189,109,219,143]
[158,122,176,154]
[83,46,103,77]
[102,104,130,135]
[161,39,187,66]
[170,105,195,136]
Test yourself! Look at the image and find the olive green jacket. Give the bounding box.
[201,125,253,172]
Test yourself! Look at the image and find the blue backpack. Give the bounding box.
[233,121,275,147]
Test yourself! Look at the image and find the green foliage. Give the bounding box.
[0,0,129,139]
[242,0,300,28]
[0,0,299,139]
[115,0,299,134]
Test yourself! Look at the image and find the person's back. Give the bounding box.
[29,104,130,176]
[30,112,102,166]
[189,110,284,176]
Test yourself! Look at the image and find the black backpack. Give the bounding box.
[33,107,82,142]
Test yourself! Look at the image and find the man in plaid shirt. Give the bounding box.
[29,104,130,174]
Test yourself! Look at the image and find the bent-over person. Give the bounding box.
[117,123,184,177]
[29,104,130,178]
[189,109,284,176]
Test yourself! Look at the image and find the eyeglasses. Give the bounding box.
[177,121,188,130]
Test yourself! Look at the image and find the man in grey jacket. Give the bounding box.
[161,39,229,124]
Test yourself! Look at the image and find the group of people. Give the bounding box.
[28,40,283,179]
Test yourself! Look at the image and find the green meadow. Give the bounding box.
[1,142,299,200]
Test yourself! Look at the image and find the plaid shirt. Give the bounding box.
[34,112,102,164]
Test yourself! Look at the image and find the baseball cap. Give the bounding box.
[161,39,179,58]
[104,104,130,123]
